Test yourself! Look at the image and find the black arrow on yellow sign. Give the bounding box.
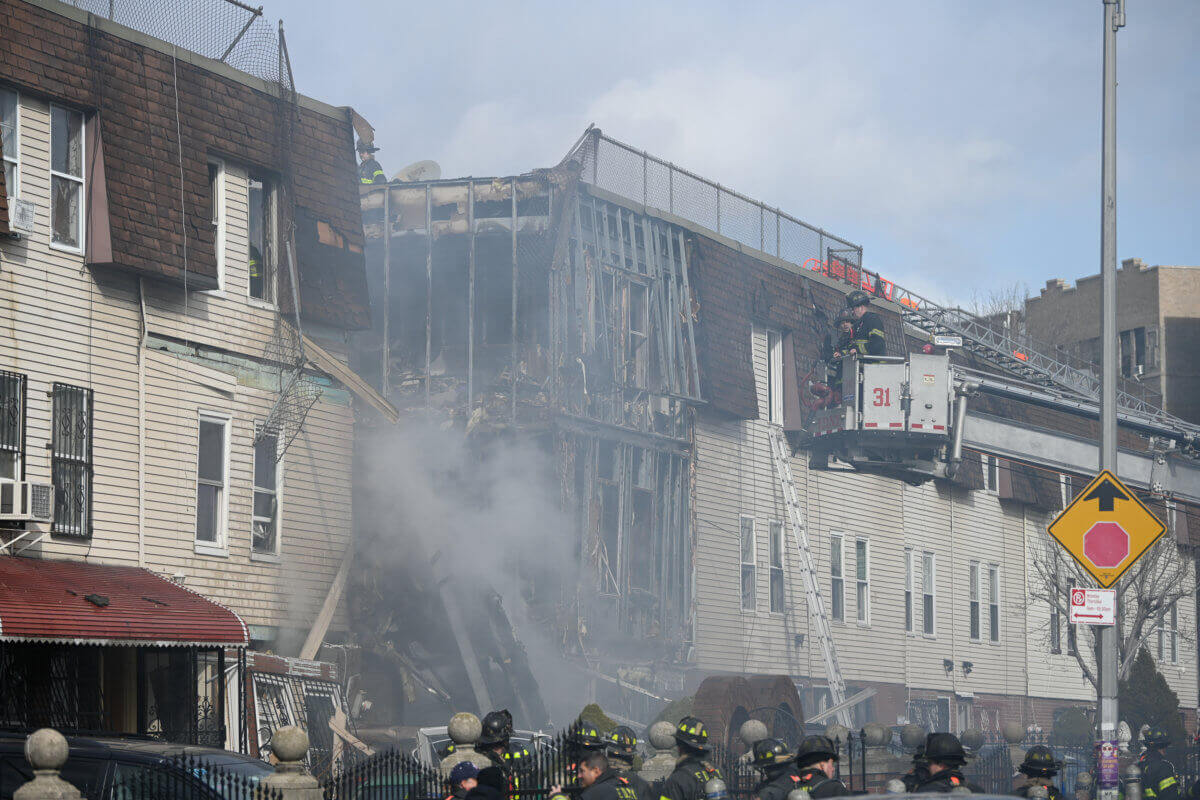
[1084,476,1130,512]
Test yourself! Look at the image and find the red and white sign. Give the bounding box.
[1069,587,1116,626]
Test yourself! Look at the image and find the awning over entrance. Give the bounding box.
[0,556,248,647]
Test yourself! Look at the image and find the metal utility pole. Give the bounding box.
[1097,1,1124,797]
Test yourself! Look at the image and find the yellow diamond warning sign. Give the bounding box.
[1047,470,1165,588]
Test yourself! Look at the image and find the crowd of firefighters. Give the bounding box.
[439,710,1190,800]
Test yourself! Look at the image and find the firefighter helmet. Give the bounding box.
[845,290,871,309]
[1143,727,1172,748]
[924,733,967,766]
[674,716,711,750]
[477,709,514,748]
[750,738,793,769]
[606,726,638,761]
[836,309,855,325]
[569,722,607,751]
[795,735,839,767]
[1018,745,1062,777]
[356,138,380,154]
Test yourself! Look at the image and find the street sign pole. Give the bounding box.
[1098,1,1124,795]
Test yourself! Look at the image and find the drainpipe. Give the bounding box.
[137,278,147,567]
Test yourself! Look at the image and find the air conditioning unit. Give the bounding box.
[0,481,54,523]
[8,198,35,236]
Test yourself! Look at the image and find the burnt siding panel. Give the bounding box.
[0,1,367,328]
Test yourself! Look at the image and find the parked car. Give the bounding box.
[0,732,274,800]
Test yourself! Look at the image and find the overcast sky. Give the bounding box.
[279,1,1198,305]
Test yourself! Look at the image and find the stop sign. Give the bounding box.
[1083,522,1130,568]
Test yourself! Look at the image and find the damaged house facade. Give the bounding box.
[356,128,1200,741]
[0,0,382,757]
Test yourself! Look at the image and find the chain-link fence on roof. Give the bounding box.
[66,0,292,90]
[566,128,863,273]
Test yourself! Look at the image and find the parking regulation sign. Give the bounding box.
[1069,587,1116,625]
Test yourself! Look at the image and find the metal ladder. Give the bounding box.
[768,426,852,728]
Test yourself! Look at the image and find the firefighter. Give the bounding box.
[812,309,858,407]
[913,733,979,794]
[448,762,480,800]
[1014,746,1064,800]
[750,738,802,800]
[580,750,642,800]
[357,139,386,185]
[659,716,723,800]
[845,290,886,359]
[607,726,654,800]
[1139,727,1181,800]
[793,735,848,798]
[901,745,930,792]
[478,709,519,798]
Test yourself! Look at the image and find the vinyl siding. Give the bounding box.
[691,321,1199,720]
[0,93,354,638]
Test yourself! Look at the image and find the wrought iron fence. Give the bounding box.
[117,753,281,800]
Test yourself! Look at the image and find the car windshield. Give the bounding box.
[185,758,275,790]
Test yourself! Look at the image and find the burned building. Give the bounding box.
[353,128,1200,740]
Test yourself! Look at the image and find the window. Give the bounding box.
[1146,327,1160,369]
[627,283,649,388]
[922,552,935,636]
[248,173,275,302]
[1119,327,1150,377]
[252,428,280,555]
[988,565,1000,642]
[1067,611,1078,655]
[50,105,84,251]
[1,88,17,199]
[0,371,25,481]
[195,413,229,549]
[969,561,981,641]
[1050,559,1062,654]
[50,384,92,537]
[985,456,999,494]
[904,548,915,633]
[830,533,845,622]
[855,538,870,624]
[1060,474,1074,508]
[740,516,756,611]
[766,330,783,424]
[1157,605,1178,664]
[208,159,226,290]
[769,521,784,613]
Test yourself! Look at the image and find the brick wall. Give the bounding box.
[688,234,904,419]
[0,0,368,328]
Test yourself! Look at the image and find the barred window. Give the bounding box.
[51,383,92,537]
[0,371,25,481]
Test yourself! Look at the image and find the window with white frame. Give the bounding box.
[1157,604,1178,664]
[51,383,92,537]
[766,330,784,424]
[208,158,226,290]
[0,371,25,482]
[252,428,280,555]
[1060,474,1074,508]
[988,564,1001,642]
[831,533,845,622]
[969,561,981,641]
[922,552,936,635]
[740,516,756,611]
[985,456,1000,494]
[855,538,870,624]
[50,105,85,251]
[1,88,18,199]
[904,548,915,633]
[769,520,784,613]
[195,413,229,549]
[248,173,276,302]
